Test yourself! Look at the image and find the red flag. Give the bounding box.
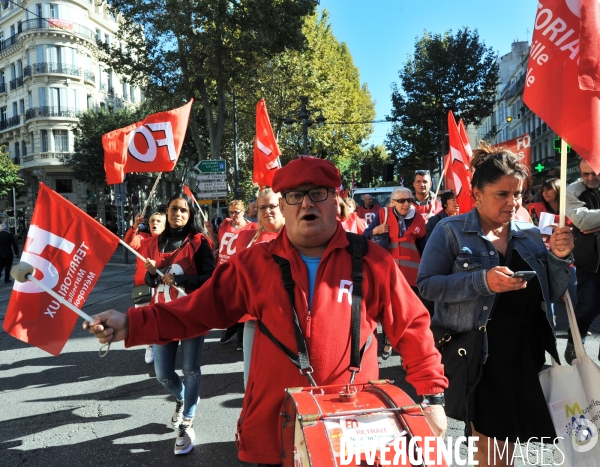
[253,99,281,189]
[2,183,120,356]
[523,1,600,172]
[458,119,473,159]
[103,100,193,184]
[445,111,475,213]
[183,184,198,206]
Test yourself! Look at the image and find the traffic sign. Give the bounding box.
[196,174,226,181]
[197,192,229,199]
[198,181,227,190]
[195,160,226,173]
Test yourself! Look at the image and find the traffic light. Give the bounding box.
[360,164,372,185]
[383,164,395,182]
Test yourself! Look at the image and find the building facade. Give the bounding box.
[0,0,144,236]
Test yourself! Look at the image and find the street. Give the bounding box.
[1,246,598,467]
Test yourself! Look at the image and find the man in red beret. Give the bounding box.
[84,156,447,466]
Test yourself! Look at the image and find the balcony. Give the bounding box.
[25,106,78,121]
[9,76,23,91]
[99,82,107,92]
[0,115,21,131]
[20,18,94,42]
[0,83,6,94]
[33,62,81,78]
[23,65,32,77]
[83,70,95,84]
[0,33,19,53]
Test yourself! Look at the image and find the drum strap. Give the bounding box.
[260,232,368,387]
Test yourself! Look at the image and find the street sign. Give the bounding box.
[197,192,229,199]
[198,181,227,191]
[196,174,226,181]
[195,160,226,173]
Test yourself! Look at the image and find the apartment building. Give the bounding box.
[0,0,140,235]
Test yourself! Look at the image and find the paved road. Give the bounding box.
[1,246,598,466]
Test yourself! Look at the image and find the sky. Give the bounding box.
[318,0,539,147]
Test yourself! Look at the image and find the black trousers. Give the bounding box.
[0,257,12,281]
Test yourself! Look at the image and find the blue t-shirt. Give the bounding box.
[299,254,321,309]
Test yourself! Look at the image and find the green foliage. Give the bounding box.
[101,0,318,162]
[232,11,376,199]
[0,146,24,196]
[386,27,499,178]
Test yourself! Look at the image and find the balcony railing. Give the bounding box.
[33,62,81,78]
[99,82,107,91]
[83,70,95,83]
[0,33,19,53]
[24,65,32,77]
[20,18,94,41]
[0,115,21,131]
[25,106,78,121]
[9,76,23,90]
[0,83,6,94]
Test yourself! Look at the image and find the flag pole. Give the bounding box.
[118,239,187,296]
[559,139,568,228]
[429,160,449,217]
[11,262,95,322]
[138,173,163,222]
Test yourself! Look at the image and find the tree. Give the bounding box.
[101,0,318,162]
[386,28,499,179]
[231,11,376,198]
[0,147,23,196]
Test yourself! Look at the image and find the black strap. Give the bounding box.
[346,232,367,382]
[272,254,316,386]
[262,232,368,386]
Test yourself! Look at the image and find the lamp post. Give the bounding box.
[284,96,326,155]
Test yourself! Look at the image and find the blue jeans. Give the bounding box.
[567,267,600,345]
[153,336,205,420]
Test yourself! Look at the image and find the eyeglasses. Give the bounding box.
[258,204,279,212]
[228,210,242,216]
[283,188,334,205]
[415,170,430,176]
[392,198,414,204]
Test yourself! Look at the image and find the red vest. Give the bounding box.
[341,212,366,234]
[356,205,378,225]
[378,207,425,287]
[413,198,443,220]
[217,219,257,265]
[236,229,280,253]
[145,234,205,303]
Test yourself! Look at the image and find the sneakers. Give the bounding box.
[144,345,154,364]
[564,343,576,365]
[170,399,184,427]
[174,420,195,455]
[219,327,237,344]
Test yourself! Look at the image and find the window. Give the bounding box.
[12,102,17,117]
[87,94,92,109]
[55,179,73,193]
[41,129,48,152]
[29,132,34,153]
[49,4,57,18]
[14,142,19,159]
[104,34,110,46]
[53,129,68,152]
[1,107,6,122]
[22,140,27,156]
[19,99,24,115]
[130,84,135,102]
[96,29,102,42]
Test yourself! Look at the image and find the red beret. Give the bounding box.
[272,156,342,193]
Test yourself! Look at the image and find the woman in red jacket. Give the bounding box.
[125,211,166,364]
[143,194,215,456]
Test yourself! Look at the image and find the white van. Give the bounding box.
[352,186,403,210]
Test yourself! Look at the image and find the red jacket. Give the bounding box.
[356,205,378,225]
[341,212,366,234]
[217,218,256,265]
[124,229,152,286]
[125,224,446,464]
[413,198,442,219]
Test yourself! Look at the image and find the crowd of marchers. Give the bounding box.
[83,145,599,467]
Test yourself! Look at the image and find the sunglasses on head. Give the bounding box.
[415,170,430,176]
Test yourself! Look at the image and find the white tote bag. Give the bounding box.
[539,292,600,467]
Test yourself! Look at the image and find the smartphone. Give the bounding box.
[512,271,537,281]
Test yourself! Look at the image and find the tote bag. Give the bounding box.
[539,291,600,467]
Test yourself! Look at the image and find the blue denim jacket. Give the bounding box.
[417,209,572,356]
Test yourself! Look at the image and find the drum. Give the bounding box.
[281,379,448,467]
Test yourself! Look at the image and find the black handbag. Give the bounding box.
[431,238,514,435]
[131,284,152,305]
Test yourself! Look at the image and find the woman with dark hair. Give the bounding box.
[425,190,459,240]
[144,193,215,456]
[528,178,560,224]
[418,143,574,466]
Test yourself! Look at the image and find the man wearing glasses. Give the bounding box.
[84,157,447,467]
[412,169,442,220]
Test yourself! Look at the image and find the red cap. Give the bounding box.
[272,156,342,193]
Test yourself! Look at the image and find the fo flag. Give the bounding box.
[2,183,120,355]
[523,0,600,173]
[103,100,193,184]
[444,111,474,213]
[253,99,281,189]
